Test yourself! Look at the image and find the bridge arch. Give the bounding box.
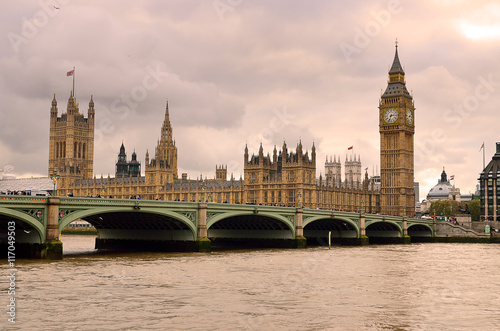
[303,216,359,241]
[408,223,433,237]
[0,208,45,243]
[365,220,403,238]
[207,211,295,239]
[59,207,197,241]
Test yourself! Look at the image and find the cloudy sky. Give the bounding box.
[1,0,500,200]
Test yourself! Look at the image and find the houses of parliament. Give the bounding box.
[48,45,415,216]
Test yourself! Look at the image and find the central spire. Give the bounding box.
[381,41,410,98]
[389,41,404,75]
[161,99,173,141]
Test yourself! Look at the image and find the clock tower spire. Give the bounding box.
[379,43,415,217]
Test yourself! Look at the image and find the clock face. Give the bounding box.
[406,109,413,124]
[384,108,398,123]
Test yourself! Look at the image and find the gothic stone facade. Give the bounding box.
[50,97,380,212]
[50,46,418,215]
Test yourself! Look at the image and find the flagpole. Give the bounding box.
[73,66,75,98]
[483,142,485,170]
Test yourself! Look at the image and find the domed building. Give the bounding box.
[420,168,462,213]
[427,169,460,201]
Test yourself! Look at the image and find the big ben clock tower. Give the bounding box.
[379,42,415,217]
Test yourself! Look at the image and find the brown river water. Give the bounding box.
[2,236,500,330]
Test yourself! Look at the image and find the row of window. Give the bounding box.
[55,141,87,159]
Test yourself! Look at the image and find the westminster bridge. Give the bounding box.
[0,196,434,259]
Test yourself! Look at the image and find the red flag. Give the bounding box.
[67,69,74,76]
[347,146,353,150]
[479,143,484,151]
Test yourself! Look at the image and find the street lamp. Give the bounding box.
[297,191,302,208]
[50,170,60,196]
[200,182,206,202]
[101,185,106,198]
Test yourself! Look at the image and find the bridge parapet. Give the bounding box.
[1,196,49,204]
[59,197,199,208]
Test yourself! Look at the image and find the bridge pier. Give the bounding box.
[196,202,211,252]
[358,211,369,246]
[41,197,63,259]
[294,208,307,248]
[402,216,411,244]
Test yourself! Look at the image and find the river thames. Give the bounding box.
[3,236,500,330]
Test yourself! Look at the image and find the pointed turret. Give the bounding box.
[87,95,95,120]
[296,140,303,163]
[115,142,128,177]
[52,93,57,107]
[67,90,78,115]
[51,93,58,118]
[118,142,126,161]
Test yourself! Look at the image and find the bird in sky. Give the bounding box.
[54,6,60,10]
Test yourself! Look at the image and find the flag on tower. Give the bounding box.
[347,146,353,150]
[67,69,74,76]
[479,143,484,151]
[450,175,455,180]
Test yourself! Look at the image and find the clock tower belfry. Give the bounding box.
[379,43,415,217]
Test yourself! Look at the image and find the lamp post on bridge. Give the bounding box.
[360,199,367,240]
[403,205,409,239]
[50,170,60,196]
[101,185,107,198]
[200,182,206,202]
[297,191,302,208]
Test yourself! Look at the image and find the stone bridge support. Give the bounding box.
[196,202,211,252]
[42,197,63,259]
[294,208,307,248]
[359,211,369,245]
[402,215,411,244]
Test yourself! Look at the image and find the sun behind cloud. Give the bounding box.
[458,2,500,40]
